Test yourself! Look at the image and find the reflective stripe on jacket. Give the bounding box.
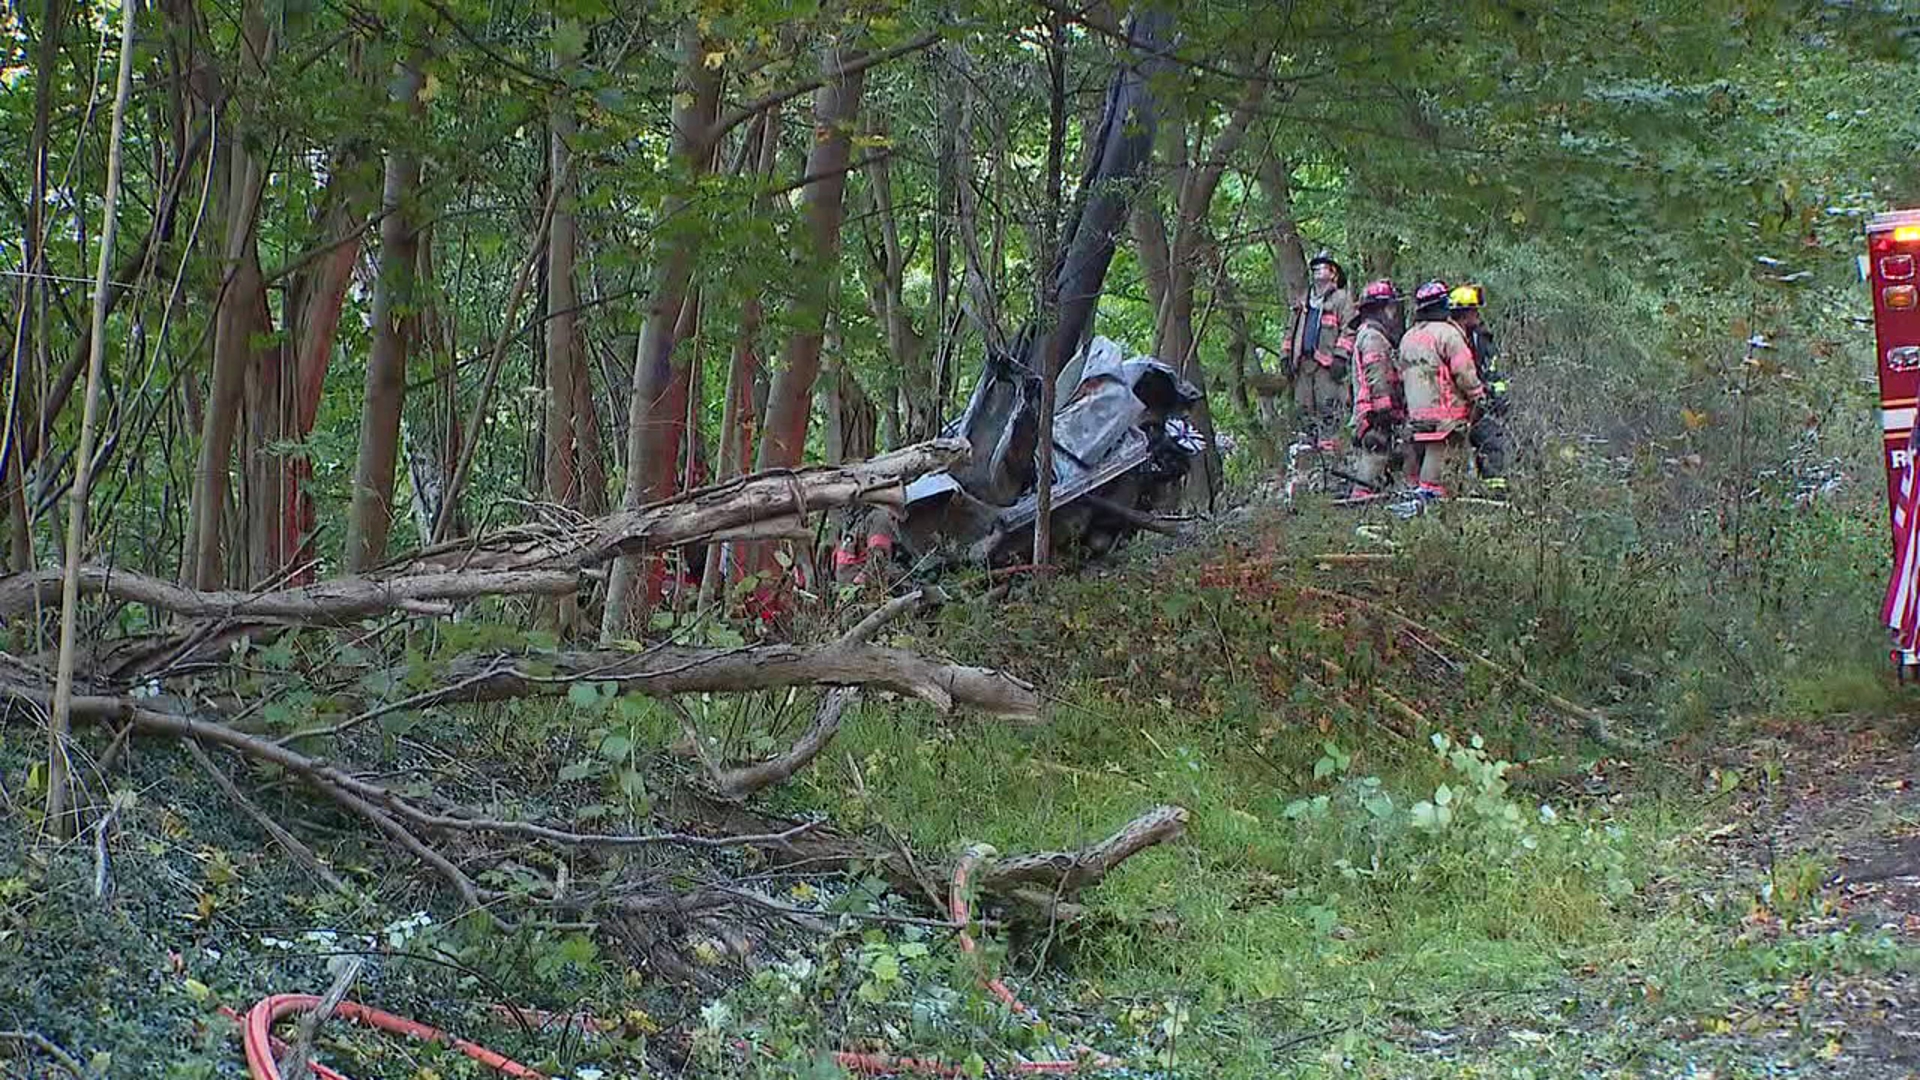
[1397,318,1485,441]
[1350,321,1401,428]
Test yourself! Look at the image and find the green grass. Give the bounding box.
[8,497,1918,1078]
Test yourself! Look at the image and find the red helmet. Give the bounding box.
[1357,279,1400,307]
[1413,279,1451,309]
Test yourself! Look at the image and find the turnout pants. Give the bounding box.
[1415,432,1470,496]
[1350,418,1407,493]
[1293,364,1348,442]
[1471,414,1510,489]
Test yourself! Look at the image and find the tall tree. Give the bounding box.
[755,44,867,470]
[600,23,721,639]
[184,0,274,589]
[343,49,427,571]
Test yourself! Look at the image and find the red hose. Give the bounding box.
[235,854,1114,1078]
[241,995,545,1080]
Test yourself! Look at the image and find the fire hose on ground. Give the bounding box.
[232,847,1115,1079]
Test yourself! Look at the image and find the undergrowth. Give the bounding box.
[5,479,1918,1078]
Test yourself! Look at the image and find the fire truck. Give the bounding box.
[1866,210,1920,670]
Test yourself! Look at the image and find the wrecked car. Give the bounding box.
[835,337,1205,578]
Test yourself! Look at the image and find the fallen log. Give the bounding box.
[0,440,968,626]
[673,791,1187,913]
[972,804,1188,893]
[422,642,1041,723]
[0,566,585,625]
[406,439,967,573]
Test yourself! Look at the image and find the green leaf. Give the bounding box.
[599,731,633,760]
[1434,784,1454,807]
[557,760,601,782]
[567,682,603,709]
[870,953,900,982]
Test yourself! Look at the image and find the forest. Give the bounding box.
[6,0,1920,1076]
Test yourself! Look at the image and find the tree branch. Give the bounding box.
[705,33,940,145]
[425,641,1041,722]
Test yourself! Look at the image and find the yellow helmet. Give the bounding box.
[1448,284,1485,311]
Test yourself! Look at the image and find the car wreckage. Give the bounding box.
[838,337,1208,577]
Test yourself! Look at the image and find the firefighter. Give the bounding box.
[1345,279,1405,499]
[1449,284,1512,493]
[1283,251,1354,446]
[1397,279,1487,501]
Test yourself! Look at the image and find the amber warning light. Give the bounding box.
[1872,225,1920,252]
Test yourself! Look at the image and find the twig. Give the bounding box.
[1305,553,1398,564]
[837,588,938,648]
[274,666,502,746]
[277,955,365,1080]
[323,780,487,918]
[975,805,1189,894]
[94,720,133,773]
[92,804,113,900]
[0,1031,85,1080]
[184,740,348,893]
[1297,585,1646,752]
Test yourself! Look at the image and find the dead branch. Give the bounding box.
[712,686,858,800]
[973,804,1189,894]
[0,565,585,624]
[838,587,940,647]
[0,441,968,625]
[317,775,487,915]
[6,678,833,859]
[409,439,967,573]
[184,740,349,892]
[669,792,1188,916]
[1081,493,1182,538]
[1297,585,1647,752]
[278,955,364,1080]
[0,1030,86,1080]
[424,642,1041,722]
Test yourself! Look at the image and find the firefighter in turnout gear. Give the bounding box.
[1397,280,1487,501]
[1449,284,1511,493]
[1346,279,1407,499]
[1283,251,1354,445]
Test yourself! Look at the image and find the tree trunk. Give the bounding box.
[823,365,876,467]
[1257,149,1310,310]
[185,0,274,589]
[1039,9,1171,380]
[755,46,866,472]
[3,0,59,573]
[545,25,584,630]
[572,340,607,517]
[600,23,721,640]
[545,23,582,522]
[1218,261,1265,442]
[863,144,932,443]
[343,53,425,572]
[277,165,366,582]
[47,0,136,838]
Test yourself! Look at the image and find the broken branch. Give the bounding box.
[424,642,1040,722]
[974,804,1189,894]
[712,686,859,800]
[1297,585,1646,752]
[0,441,968,625]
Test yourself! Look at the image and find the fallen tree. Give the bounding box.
[421,642,1041,721]
[2,438,1182,972]
[0,439,966,626]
